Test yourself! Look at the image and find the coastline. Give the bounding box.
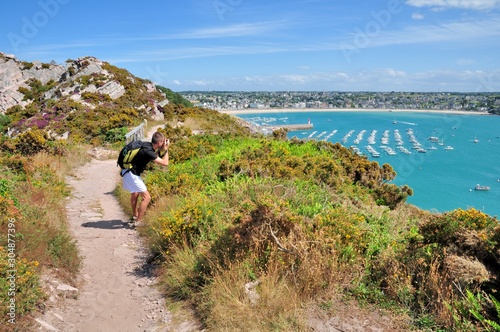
[219,108,488,116]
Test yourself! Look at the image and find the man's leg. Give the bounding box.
[136,190,152,223]
[130,192,139,219]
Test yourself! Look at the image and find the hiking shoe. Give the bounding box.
[130,220,143,229]
[128,216,138,223]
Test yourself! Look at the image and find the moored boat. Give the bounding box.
[474,184,490,191]
[428,136,439,142]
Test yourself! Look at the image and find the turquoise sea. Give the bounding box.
[235,110,500,217]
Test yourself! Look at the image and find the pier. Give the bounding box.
[261,123,313,131]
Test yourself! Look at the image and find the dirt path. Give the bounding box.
[35,157,179,332]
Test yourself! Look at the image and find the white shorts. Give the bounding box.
[121,170,147,193]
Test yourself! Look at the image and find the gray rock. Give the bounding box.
[56,283,79,299]
[35,318,59,331]
[97,80,125,99]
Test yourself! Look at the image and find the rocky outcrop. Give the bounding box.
[0,52,165,114]
[70,80,126,101]
[94,80,125,99]
[0,53,66,112]
[0,52,172,140]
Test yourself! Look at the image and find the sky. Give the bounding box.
[1,0,499,92]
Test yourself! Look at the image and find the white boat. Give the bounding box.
[365,145,380,157]
[474,184,490,191]
[444,146,454,150]
[428,136,439,142]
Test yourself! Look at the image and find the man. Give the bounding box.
[121,131,170,226]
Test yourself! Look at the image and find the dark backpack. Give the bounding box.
[117,140,143,175]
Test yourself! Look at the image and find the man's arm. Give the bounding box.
[154,150,169,166]
[153,139,169,167]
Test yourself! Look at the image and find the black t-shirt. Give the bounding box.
[132,142,157,175]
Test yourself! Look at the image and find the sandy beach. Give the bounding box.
[219,108,488,116]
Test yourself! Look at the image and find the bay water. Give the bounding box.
[235,110,500,217]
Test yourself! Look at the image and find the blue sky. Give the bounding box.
[1,0,499,92]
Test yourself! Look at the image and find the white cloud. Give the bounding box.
[280,74,310,83]
[412,12,425,19]
[110,18,500,65]
[456,58,475,65]
[172,69,500,92]
[169,21,289,39]
[360,18,500,48]
[406,0,500,10]
[192,80,212,86]
[410,69,500,91]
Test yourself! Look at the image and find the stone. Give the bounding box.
[244,280,260,306]
[35,318,59,331]
[56,283,79,299]
[97,80,125,99]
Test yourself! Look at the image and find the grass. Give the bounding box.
[114,131,500,331]
[0,145,90,328]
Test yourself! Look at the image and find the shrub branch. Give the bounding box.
[268,224,298,255]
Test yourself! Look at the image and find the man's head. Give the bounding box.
[152,132,165,147]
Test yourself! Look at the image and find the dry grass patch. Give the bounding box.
[200,261,307,332]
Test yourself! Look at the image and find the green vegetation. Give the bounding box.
[115,112,498,330]
[0,114,11,133]
[487,95,500,115]
[20,61,34,70]
[17,78,57,102]
[157,85,193,108]
[0,146,88,329]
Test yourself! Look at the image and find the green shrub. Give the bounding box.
[399,208,500,329]
[21,61,34,70]
[105,127,127,143]
[14,129,49,155]
[0,247,44,323]
[0,114,12,133]
[18,78,56,101]
[0,196,44,326]
[156,85,193,107]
